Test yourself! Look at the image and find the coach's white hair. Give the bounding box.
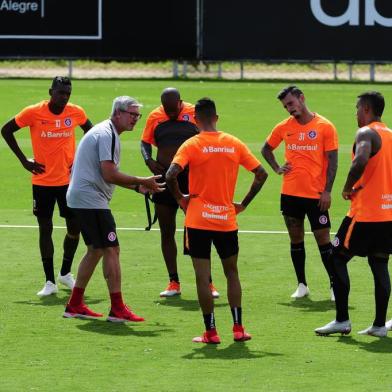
[111,96,142,116]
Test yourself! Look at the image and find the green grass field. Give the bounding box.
[1,79,392,392]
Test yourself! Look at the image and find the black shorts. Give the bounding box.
[152,170,189,208]
[71,209,119,249]
[280,194,331,231]
[33,184,73,219]
[184,227,239,259]
[332,216,392,257]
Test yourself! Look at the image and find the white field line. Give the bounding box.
[0,224,336,235]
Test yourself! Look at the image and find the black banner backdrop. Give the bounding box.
[202,0,392,61]
[0,0,197,59]
[0,0,391,61]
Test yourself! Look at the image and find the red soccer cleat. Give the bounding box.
[192,328,221,344]
[233,324,252,342]
[63,303,103,319]
[107,305,145,323]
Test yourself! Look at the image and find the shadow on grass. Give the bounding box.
[14,296,104,307]
[336,335,392,354]
[75,319,174,337]
[154,297,228,312]
[182,342,283,360]
[278,297,354,313]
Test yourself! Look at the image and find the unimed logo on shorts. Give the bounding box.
[108,232,116,242]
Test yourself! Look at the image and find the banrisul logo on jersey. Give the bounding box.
[310,0,392,27]
[182,114,190,121]
[202,146,235,153]
[64,118,72,127]
[307,130,317,140]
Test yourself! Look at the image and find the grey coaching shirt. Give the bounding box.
[67,119,120,209]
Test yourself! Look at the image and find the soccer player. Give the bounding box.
[166,97,268,343]
[315,91,392,337]
[64,96,164,321]
[1,76,93,296]
[141,87,219,298]
[261,85,338,299]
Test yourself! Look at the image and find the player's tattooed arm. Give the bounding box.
[319,149,338,211]
[324,150,338,193]
[239,165,268,210]
[342,129,373,199]
[261,142,291,174]
[140,141,165,175]
[166,163,184,202]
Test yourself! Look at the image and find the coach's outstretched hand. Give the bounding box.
[140,175,165,194]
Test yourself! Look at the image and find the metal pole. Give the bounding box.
[217,63,222,79]
[370,63,375,82]
[333,62,337,80]
[196,0,203,60]
[182,61,188,78]
[240,62,244,79]
[172,61,179,79]
[68,60,73,79]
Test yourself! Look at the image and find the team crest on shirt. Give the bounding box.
[307,130,317,139]
[319,215,328,225]
[182,114,190,121]
[108,232,117,242]
[64,118,72,127]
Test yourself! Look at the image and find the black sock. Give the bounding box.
[169,273,179,283]
[61,235,79,276]
[203,313,216,331]
[332,253,352,322]
[319,243,334,286]
[368,256,390,327]
[290,242,306,285]
[231,307,242,325]
[42,257,55,283]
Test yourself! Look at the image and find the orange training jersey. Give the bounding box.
[172,131,261,231]
[266,113,338,199]
[348,122,392,222]
[141,102,197,148]
[15,100,87,186]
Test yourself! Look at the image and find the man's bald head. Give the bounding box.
[161,87,182,120]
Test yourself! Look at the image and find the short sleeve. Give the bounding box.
[98,131,115,163]
[15,106,35,128]
[75,106,88,126]
[172,141,191,169]
[265,125,283,149]
[323,123,338,151]
[141,114,157,146]
[239,141,261,171]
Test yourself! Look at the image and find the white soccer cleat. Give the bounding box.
[58,272,75,289]
[315,320,351,336]
[209,283,220,299]
[386,319,392,331]
[160,281,181,297]
[357,325,387,337]
[330,288,335,302]
[291,283,310,298]
[37,281,58,297]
